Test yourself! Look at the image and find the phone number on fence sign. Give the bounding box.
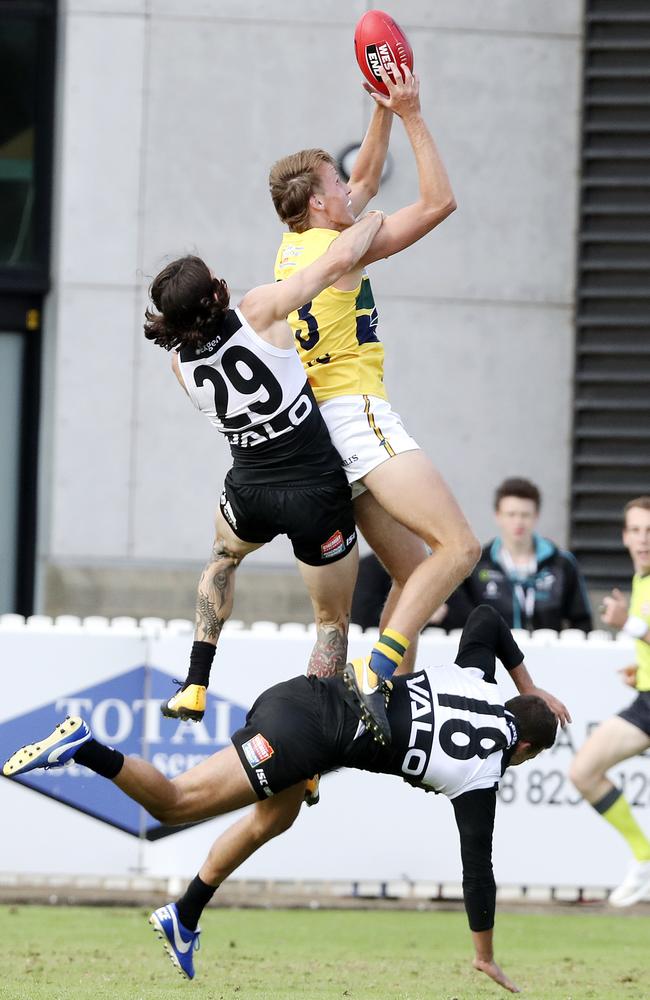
[498,769,650,808]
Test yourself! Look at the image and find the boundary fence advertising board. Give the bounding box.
[0,620,646,890]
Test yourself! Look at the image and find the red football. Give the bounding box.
[354,9,414,96]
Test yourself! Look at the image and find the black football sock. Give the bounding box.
[73,739,124,779]
[186,640,216,688]
[175,874,218,931]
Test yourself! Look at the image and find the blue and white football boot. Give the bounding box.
[2,716,91,777]
[149,902,201,980]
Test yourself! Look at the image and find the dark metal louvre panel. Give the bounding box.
[571,0,650,589]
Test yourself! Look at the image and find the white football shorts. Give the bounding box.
[319,394,420,496]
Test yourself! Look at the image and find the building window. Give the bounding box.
[0,1,56,292]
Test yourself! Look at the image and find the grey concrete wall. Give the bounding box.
[41,0,584,616]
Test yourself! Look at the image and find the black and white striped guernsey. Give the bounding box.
[177,308,343,485]
[343,663,517,798]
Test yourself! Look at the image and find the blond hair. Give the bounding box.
[269,148,337,232]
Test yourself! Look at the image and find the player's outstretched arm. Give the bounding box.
[348,102,393,216]
[240,211,383,329]
[452,788,521,994]
[467,605,571,726]
[359,62,456,266]
[472,931,521,994]
[509,660,571,727]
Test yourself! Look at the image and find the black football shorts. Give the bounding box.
[219,470,356,566]
[231,676,341,799]
[618,691,650,738]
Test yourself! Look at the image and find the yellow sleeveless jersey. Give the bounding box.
[274,227,386,403]
[630,573,650,690]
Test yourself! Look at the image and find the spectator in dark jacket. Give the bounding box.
[440,478,592,632]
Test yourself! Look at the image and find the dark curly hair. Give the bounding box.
[144,255,230,351]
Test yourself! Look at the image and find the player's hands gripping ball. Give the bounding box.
[354,9,414,95]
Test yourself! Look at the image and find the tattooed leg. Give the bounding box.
[307,621,349,678]
[195,539,242,645]
[297,545,358,679]
[161,507,263,717]
[181,511,264,693]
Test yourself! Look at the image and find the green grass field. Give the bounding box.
[0,905,648,1000]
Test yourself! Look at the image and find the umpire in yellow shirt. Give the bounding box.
[570,495,650,906]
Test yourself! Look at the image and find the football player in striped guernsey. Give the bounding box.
[5,606,567,990]
[143,211,384,739]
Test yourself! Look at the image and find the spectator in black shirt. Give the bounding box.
[440,478,592,632]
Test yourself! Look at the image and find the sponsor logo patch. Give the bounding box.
[279,244,304,268]
[194,333,224,356]
[401,673,433,780]
[505,714,518,748]
[242,733,274,768]
[321,529,345,559]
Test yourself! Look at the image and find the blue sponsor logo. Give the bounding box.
[0,667,248,839]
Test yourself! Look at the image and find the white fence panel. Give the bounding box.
[1,623,646,890]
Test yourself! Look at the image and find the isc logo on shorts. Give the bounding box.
[242,733,274,768]
[321,529,345,559]
[255,768,273,797]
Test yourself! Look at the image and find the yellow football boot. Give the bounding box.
[161,683,206,722]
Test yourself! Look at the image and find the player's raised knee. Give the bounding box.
[452,528,480,576]
[147,787,188,826]
[568,754,593,796]
[568,747,603,799]
[421,523,479,571]
[148,803,182,825]
[312,609,349,631]
[250,799,301,844]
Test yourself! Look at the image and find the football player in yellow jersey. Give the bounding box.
[270,64,567,744]
[570,497,650,906]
